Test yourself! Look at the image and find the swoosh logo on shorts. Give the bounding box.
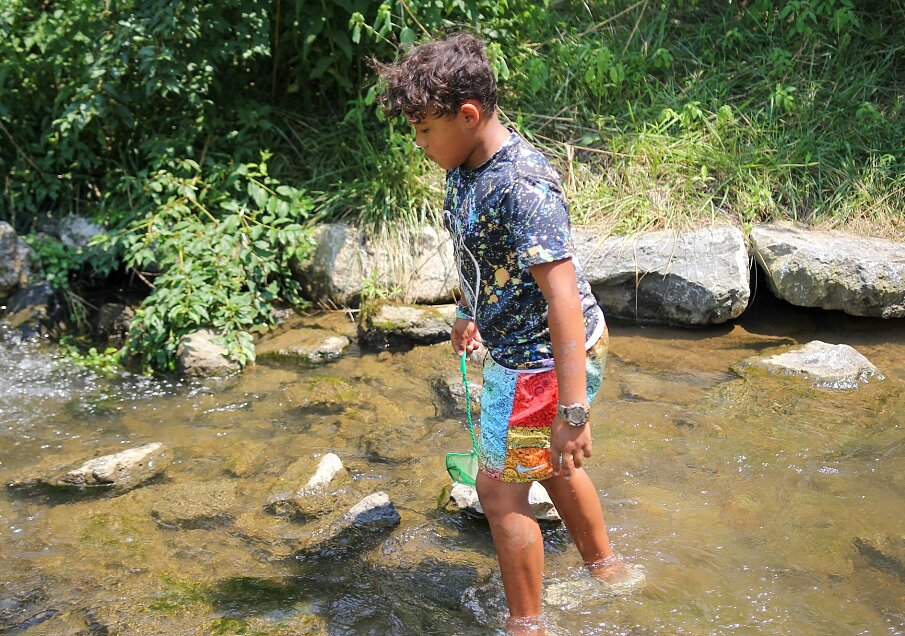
[515,463,546,475]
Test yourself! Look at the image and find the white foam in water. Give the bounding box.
[0,327,176,431]
[544,561,646,610]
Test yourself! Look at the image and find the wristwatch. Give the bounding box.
[557,402,590,427]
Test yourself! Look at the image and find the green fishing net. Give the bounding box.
[445,353,479,486]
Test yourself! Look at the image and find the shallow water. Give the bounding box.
[1,295,904,635]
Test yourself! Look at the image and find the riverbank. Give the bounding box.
[3,218,905,380]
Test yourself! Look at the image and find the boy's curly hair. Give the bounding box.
[375,33,497,122]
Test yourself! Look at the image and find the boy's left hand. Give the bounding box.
[551,416,593,479]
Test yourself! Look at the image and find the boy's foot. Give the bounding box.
[543,557,645,610]
[505,615,546,636]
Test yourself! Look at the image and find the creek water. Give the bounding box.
[1,294,904,635]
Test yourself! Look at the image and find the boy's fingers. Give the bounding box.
[560,452,574,478]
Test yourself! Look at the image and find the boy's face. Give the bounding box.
[409,107,477,171]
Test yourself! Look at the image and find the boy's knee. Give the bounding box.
[476,475,529,518]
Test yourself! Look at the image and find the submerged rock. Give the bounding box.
[732,340,884,389]
[265,453,349,517]
[0,578,53,634]
[853,535,905,583]
[256,327,350,364]
[232,511,315,560]
[460,577,508,628]
[150,480,238,530]
[433,375,483,417]
[447,482,561,522]
[751,223,905,318]
[298,492,400,558]
[358,302,456,349]
[176,329,241,378]
[575,225,750,326]
[7,442,171,493]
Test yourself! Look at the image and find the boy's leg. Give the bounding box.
[540,468,617,569]
[475,471,545,621]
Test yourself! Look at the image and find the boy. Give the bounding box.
[377,33,641,634]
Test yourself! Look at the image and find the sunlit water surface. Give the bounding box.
[1,297,904,635]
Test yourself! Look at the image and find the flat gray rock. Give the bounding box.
[732,340,884,389]
[57,216,104,248]
[256,327,349,363]
[358,302,456,348]
[751,224,905,318]
[575,225,750,326]
[8,442,171,493]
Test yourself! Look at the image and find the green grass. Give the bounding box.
[277,0,905,241]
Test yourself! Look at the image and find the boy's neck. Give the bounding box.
[462,118,511,170]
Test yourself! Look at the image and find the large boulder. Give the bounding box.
[574,225,750,326]
[7,442,171,493]
[750,223,905,318]
[176,329,241,377]
[57,216,104,248]
[0,222,32,301]
[732,340,885,389]
[358,302,456,348]
[292,223,457,307]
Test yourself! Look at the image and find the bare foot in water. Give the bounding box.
[505,614,547,635]
[587,554,646,593]
[588,554,630,580]
[544,555,646,610]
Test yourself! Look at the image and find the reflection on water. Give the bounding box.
[1,297,904,635]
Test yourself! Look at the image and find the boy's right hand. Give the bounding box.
[451,318,482,356]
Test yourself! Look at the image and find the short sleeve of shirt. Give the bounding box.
[502,174,574,270]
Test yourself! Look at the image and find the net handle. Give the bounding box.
[461,353,478,454]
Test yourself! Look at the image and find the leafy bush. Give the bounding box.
[95,154,315,372]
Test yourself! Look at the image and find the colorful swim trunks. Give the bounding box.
[478,328,609,483]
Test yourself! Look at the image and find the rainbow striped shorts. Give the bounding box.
[478,330,608,483]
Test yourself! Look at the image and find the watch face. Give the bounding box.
[563,405,588,424]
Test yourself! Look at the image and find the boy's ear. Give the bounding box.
[460,101,482,128]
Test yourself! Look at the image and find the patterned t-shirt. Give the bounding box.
[443,131,603,371]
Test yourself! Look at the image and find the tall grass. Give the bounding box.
[283,0,905,240]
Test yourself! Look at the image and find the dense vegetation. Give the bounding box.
[1,0,903,371]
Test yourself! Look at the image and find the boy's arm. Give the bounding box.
[529,257,593,479]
